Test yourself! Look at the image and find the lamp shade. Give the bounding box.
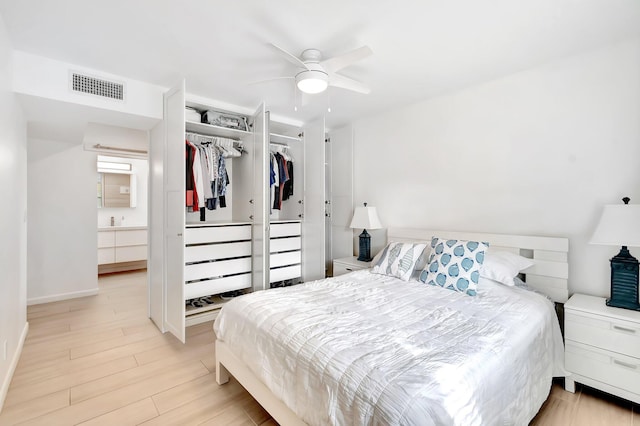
[349,204,382,230]
[590,203,640,247]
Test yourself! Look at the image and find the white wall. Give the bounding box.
[97,155,149,227]
[0,14,27,411]
[353,38,640,298]
[12,51,163,120]
[27,138,98,304]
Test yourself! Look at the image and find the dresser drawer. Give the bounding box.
[184,241,251,263]
[566,340,640,396]
[185,225,251,245]
[184,273,251,300]
[270,222,301,238]
[270,237,301,253]
[270,265,301,283]
[565,310,640,358]
[270,251,301,268]
[184,257,251,282]
[333,263,353,277]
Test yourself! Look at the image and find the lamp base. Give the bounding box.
[607,246,640,311]
[606,298,640,311]
[357,229,372,262]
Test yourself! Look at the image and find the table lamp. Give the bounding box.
[349,202,382,262]
[590,197,640,310]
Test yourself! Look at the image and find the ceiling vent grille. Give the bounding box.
[71,72,125,100]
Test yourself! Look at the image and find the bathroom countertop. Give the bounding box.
[98,225,148,231]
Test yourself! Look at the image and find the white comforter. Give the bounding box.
[214,270,565,426]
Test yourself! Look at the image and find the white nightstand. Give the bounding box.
[564,293,640,404]
[332,256,372,277]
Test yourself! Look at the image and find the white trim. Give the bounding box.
[27,288,99,306]
[0,322,29,412]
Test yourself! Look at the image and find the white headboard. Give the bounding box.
[387,228,570,303]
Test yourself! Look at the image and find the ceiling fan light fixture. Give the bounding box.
[295,70,328,94]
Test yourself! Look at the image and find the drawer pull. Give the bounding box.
[346,268,353,271]
[613,359,637,370]
[613,325,636,334]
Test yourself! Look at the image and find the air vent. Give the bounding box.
[71,72,125,100]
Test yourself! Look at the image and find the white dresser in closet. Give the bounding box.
[269,220,302,284]
[184,223,252,326]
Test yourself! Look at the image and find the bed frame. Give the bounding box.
[216,228,570,426]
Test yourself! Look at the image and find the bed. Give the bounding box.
[214,228,569,425]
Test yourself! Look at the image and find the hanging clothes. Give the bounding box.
[283,159,294,201]
[185,140,195,209]
[185,140,200,211]
[192,145,205,209]
[198,145,214,201]
[185,134,240,214]
[215,154,230,209]
[271,152,279,210]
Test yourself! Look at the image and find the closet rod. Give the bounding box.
[270,142,288,147]
[186,131,240,142]
[93,144,147,154]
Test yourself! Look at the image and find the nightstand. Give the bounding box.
[564,293,640,404]
[332,256,372,277]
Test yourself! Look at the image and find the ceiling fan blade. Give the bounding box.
[248,76,294,86]
[329,73,371,94]
[269,43,311,70]
[320,46,373,73]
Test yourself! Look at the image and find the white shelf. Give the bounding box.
[270,132,302,144]
[185,309,221,327]
[186,120,251,139]
[185,295,227,315]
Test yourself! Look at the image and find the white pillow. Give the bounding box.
[480,250,534,286]
[372,241,430,279]
[371,242,428,281]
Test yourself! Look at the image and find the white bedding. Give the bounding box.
[214,270,566,426]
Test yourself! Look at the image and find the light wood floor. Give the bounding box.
[0,270,638,425]
[0,270,275,425]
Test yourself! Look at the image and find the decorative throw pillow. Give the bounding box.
[419,237,489,296]
[481,250,534,286]
[371,242,428,281]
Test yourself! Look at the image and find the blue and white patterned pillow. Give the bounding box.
[419,237,489,296]
[371,242,427,281]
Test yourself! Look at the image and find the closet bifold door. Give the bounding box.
[302,117,326,281]
[251,103,269,291]
[164,80,186,343]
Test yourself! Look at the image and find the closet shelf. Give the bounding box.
[270,132,302,144]
[186,120,251,139]
[184,307,221,327]
[185,295,227,316]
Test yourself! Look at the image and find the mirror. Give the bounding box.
[97,156,137,208]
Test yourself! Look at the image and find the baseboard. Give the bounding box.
[27,288,99,305]
[0,322,29,412]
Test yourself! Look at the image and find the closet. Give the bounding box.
[148,81,326,342]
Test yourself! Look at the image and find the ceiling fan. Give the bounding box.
[263,43,373,95]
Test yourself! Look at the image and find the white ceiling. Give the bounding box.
[1,0,639,129]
